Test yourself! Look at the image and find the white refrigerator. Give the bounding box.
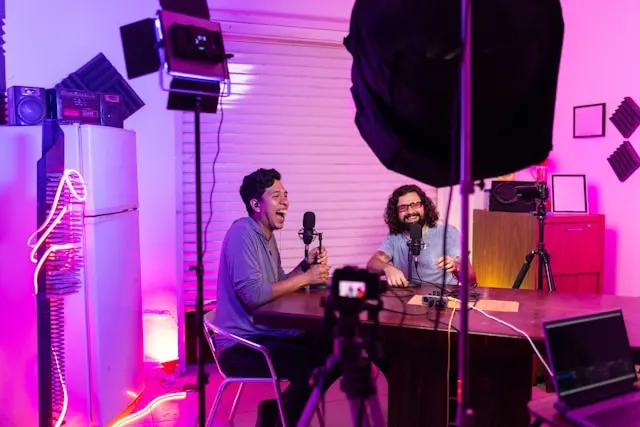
[0,124,144,427]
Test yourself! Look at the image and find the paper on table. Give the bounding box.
[407,295,519,312]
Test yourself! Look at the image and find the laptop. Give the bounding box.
[543,309,640,426]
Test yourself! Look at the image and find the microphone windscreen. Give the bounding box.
[303,211,316,229]
[409,222,423,240]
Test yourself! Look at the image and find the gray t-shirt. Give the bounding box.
[379,224,461,284]
[213,217,301,354]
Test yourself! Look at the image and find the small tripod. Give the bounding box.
[298,300,385,427]
[512,200,556,293]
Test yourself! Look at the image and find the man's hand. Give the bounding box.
[304,263,331,285]
[436,256,458,273]
[307,247,328,265]
[384,265,408,287]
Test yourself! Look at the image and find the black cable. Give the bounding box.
[202,94,225,257]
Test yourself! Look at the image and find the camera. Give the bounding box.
[515,181,549,202]
[331,266,386,302]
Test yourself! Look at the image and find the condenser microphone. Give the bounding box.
[302,211,316,245]
[409,222,423,261]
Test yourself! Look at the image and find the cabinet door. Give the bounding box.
[543,221,604,275]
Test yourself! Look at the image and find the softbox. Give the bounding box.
[344,0,564,188]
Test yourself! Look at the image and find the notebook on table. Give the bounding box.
[543,309,640,427]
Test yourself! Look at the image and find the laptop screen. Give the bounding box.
[544,310,637,398]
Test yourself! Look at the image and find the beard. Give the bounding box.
[402,213,426,230]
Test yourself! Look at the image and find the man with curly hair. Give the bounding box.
[367,184,477,287]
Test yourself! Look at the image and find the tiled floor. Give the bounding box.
[122,364,550,426]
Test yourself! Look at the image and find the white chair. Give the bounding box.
[203,309,288,426]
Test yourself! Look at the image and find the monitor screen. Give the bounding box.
[545,310,637,397]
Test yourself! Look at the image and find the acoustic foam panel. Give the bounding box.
[609,97,640,138]
[56,53,144,122]
[608,141,640,182]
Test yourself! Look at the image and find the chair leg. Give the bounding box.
[273,380,288,427]
[207,378,233,427]
[228,383,245,421]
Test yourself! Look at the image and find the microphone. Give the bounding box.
[409,222,423,261]
[301,211,316,246]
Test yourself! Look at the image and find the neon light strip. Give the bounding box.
[27,168,87,294]
[52,348,68,427]
[111,392,188,426]
[27,169,87,427]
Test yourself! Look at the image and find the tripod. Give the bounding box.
[512,200,556,293]
[298,301,385,427]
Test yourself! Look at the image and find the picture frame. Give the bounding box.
[551,174,588,213]
[573,103,606,138]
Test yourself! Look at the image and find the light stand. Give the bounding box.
[191,96,207,427]
[457,0,474,425]
[120,8,231,427]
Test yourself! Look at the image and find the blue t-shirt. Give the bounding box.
[379,224,461,284]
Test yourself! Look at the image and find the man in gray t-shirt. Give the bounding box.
[367,184,477,287]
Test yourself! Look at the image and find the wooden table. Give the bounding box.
[254,286,640,427]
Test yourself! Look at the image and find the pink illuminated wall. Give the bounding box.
[0,0,181,424]
[547,0,640,296]
[441,0,640,296]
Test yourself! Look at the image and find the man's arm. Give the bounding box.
[445,225,477,284]
[230,233,310,311]
[366,251,394,275]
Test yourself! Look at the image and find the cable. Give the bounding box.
[447,296,553,377]
[446,306,457,427]
[27,169,87,427]
[202,88,225,257]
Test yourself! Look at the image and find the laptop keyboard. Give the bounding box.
[584,401,640,426]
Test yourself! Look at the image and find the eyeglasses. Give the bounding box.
[397,201,423,213]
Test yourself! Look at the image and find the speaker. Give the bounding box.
[56,53,144,122]
[489,180,537,213]
[100,93,124,128]
[7,86,46,126]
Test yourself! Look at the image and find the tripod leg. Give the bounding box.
[540,250,555,293]
[512,251,536,289]
[347,398,371,427]
[365,393,386,427]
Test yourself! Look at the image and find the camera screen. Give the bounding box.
[338,280,366,299]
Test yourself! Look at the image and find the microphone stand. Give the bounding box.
[457,0,474,425]
[406,247,413,284]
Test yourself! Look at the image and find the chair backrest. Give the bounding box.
[204,308,216,325]
[203,309,228,378]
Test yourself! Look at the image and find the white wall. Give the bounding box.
[1,1,181,423]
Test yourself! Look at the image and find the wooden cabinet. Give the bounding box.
[472,210,605,293]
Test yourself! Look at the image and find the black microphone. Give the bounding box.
[302,211,316,246]
[409,222,423,261]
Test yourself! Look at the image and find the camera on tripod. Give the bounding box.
[331,267,386,305]
[515,181,549,203]
[516,181,549,218]
[299,267,387,427]
[511,181,556,293]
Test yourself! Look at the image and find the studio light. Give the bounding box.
[345,0,565,188]
[345,1,564,426]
